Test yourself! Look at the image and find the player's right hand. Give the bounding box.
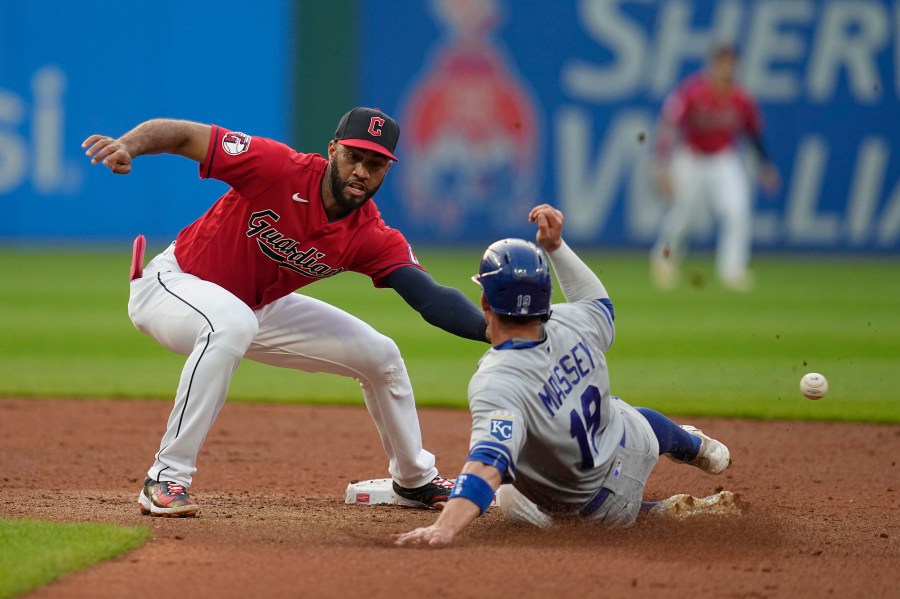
[653,165,674,200]
[528,204,563,252]
[82,135,133,175]
[759,162,781,196]
[393,524,456,547]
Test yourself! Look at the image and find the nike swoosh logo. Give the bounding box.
[292,193,308,203]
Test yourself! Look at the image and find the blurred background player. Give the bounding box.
[395,205,739,546]
[82,108,488,517]
[650,43,780,292]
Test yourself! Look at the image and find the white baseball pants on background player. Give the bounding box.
[127,244,437,489]
[652,148,752,286]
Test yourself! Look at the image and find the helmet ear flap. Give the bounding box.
[475,239,552,317]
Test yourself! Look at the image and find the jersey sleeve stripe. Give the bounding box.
[471,440,515,463]
[199,125,219,179]
[468,441,515,480]
[592,298,615,324]
[591,298,616,347]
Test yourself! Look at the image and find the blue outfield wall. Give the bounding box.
[2,0,899,254]
[0,0,291,243]
[359,0,900,252]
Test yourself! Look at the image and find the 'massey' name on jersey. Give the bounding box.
[247,209,343,278]
[538,340,596,417]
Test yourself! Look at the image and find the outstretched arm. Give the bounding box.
[746,131,780,196]
[652,115,680,200]
[528,204,608,302]
[394,461,501,547]
[386,266,489,342]
[82,119,211,174]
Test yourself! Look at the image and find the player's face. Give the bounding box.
[329,143,391,212]
[711,52,736,83]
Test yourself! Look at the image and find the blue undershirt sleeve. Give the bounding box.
[385,266,488,343]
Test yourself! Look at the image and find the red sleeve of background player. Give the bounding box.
[661,83,689,125]
[198,126,290,193]
[350,221,426,288]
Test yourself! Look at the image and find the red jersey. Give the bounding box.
[661,73,762,154]
[174,126,423,309]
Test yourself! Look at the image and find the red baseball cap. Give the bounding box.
[333,107,400,162]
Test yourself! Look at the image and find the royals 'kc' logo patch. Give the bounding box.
[222,131,251,155]
[489,411,514,442]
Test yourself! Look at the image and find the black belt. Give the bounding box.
[578,431,626,518]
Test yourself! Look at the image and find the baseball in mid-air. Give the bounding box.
[800,372,828,400]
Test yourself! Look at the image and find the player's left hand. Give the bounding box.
[759,162,780,196]
[528,204,563,252]
[82,135,134,175]
[393,525,455,547]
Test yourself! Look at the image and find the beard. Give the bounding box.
[329,155,382,213]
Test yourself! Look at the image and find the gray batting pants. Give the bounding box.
[498,401,660,528]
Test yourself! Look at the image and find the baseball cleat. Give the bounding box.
[650,256,678,290]
[391,475,454,510]
[677,425,731,475]
[138,477,199,517]
[720,271,755,293]
[647,491,746,520]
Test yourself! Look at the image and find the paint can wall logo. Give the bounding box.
[0,66,80,195]
[399,0,541,237]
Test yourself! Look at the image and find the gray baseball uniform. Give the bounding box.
[466,242,659,526]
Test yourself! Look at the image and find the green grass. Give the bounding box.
[0,246,897,422]
[0,519,149,598]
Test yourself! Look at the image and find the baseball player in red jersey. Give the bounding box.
[82,107,486,516]
[651,43,779,292]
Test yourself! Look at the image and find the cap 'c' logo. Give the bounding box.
[368,117,385,136]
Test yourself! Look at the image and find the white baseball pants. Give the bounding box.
[652,148,752,285]
[127,244,437,489]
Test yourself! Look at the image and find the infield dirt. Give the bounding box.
[1,398,897,598]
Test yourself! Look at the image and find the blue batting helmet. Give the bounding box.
[472,238,552,317]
